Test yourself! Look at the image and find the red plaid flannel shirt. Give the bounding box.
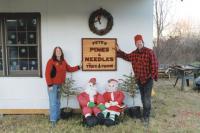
[117,47,158,85]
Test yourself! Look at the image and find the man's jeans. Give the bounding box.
[138,78,153,119]
[48,84,61,122]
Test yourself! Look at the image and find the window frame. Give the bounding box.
[0,13,42,77]
[0,17,4,75]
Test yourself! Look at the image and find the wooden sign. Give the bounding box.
[82,38,117,71]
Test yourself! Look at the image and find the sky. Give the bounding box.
[173,0,200,26]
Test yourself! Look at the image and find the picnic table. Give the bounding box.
[173,65,200,90]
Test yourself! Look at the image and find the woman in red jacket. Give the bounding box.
[45,46,80,127]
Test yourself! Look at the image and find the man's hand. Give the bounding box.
[87,102,95,108]
[79,61,82,70]
[116,43,120,51]
[154,75,158,81]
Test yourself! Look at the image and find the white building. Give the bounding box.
[0,0,153,114]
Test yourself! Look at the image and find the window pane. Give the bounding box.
[29,59,38,70]
[0,20,1,43]
[0,46,2,58]
[19,46,28,58]
[29,46,37,58]
[18,32,27,44]
[0,20,2,72]
[9,59,19,71]
[0,59,2,71]
[19,59,28,71]
[28,32,36,44]
[27,18,37,31]
[0,46,2,71]
[17,19,26,31]
[7,32,17,44]
[8,46,18,59]
[6,19,17,31]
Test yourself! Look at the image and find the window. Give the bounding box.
[0,13,41,77]
[0,19,3,75]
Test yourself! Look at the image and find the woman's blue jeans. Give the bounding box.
[48,84,61,122]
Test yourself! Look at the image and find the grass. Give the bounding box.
[1,79,200,133]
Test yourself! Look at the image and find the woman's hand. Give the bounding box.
[79,61,82,70]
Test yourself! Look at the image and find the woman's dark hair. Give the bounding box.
[51,46,64,62]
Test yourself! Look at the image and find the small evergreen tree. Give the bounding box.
[61,74,81,107]
[118,73,137,97]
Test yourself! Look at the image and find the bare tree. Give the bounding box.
[169,20,193,38]
[154,0,169,47]
[154,0,172,58]
[156,27,200,65]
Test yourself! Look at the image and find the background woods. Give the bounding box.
[153,0,200,65]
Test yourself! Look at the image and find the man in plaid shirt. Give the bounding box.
[116,34,158,127]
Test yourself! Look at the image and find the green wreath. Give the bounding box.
[89,8,113,36]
